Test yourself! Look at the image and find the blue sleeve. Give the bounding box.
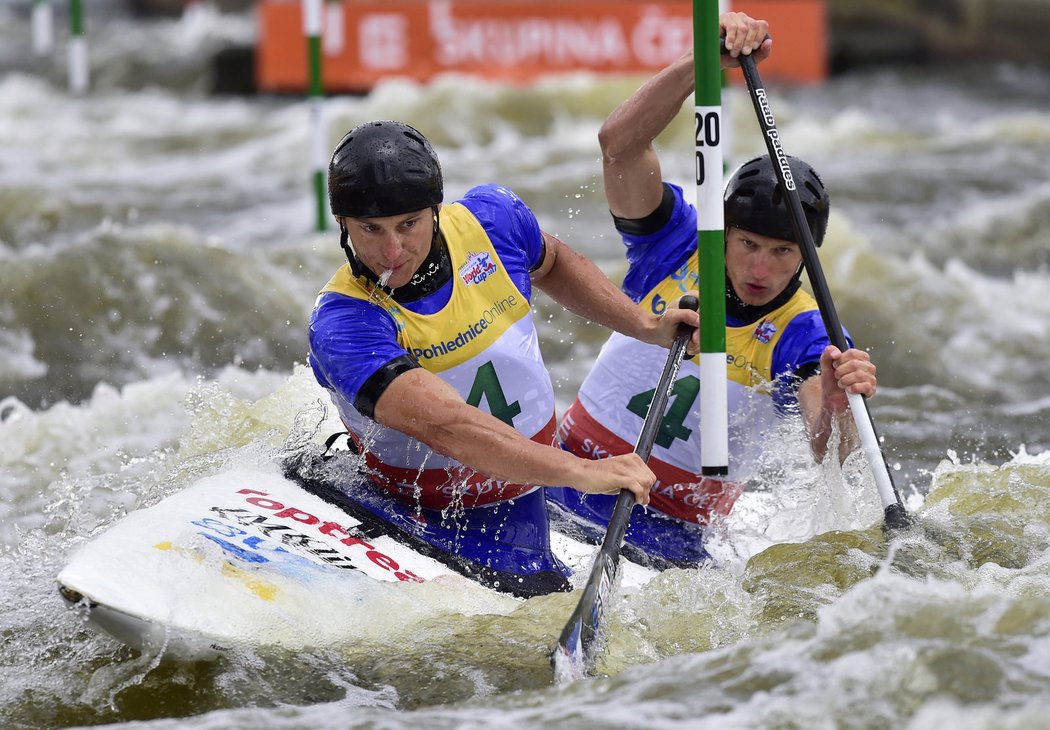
[460,184,543,302]
[770,311,854,413]
[308,292,408,406]
[620,183,698,302]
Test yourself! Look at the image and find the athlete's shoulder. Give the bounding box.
[310,290,395,337]
[621,183,697,301]
[457,184,544,277]
[459,184,535,225]
[774,304,853,371]
[462,183,525,205]
[777,309,824,346]
[308,290,408,402]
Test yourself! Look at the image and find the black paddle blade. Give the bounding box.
[550,532,625,683]
[883,502,912,531]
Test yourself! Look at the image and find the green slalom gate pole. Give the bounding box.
[68,0,87,94]
[32,0,54,56]
[304,0,328,232]
[694,0,729,477]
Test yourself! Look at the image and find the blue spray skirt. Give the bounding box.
[284,450,572,597]
[545,487,712,569]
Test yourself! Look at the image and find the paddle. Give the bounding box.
[551,294,698,684]
[731,47,909,530]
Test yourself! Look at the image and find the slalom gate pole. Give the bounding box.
[32,0,54,56]
[68,0,87,94]
[304,0,328,232]
[694,0,729,477]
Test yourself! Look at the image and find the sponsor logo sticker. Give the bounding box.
[458,250,498,285]
[753,320,777,344]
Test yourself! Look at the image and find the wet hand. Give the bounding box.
[820,345,877,413]
[653,293,700,356]
[575,453,654,506]
[720,12,772,68]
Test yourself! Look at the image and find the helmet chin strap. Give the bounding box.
[409,206,442,287]
[339,224,369,280]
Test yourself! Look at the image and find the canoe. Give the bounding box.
[57,446,658,658]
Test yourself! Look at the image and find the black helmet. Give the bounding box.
[724,155,830,246]
[328,120,443,218]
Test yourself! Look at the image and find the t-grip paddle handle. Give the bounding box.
[675,294,698,359]
[719,33,772,56]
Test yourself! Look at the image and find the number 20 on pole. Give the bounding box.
[694,111,721,185]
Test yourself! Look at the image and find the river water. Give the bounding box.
[3,4,1050,729]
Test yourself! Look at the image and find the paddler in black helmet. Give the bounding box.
[308,120,700,587]
[549,12,879,567]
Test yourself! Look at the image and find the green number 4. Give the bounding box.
[466,360,522,427]
[626,375,699,449]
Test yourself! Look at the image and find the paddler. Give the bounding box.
[307,120,698,533]
[549,12,880,566]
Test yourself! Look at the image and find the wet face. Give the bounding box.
[725,226,803,306]
[339,208,435,289]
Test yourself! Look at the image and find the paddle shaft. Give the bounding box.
[551,296,697,682]
[735,53,908,529]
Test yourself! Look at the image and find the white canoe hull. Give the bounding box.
[58,467,655,657]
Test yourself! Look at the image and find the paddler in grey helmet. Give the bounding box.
[550,12,880,567]
[308,120,699,532]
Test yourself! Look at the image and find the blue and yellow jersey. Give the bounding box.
[308,185,556,510]
[556,182,848,524]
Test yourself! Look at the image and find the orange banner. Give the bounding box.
[258,0,826,93]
